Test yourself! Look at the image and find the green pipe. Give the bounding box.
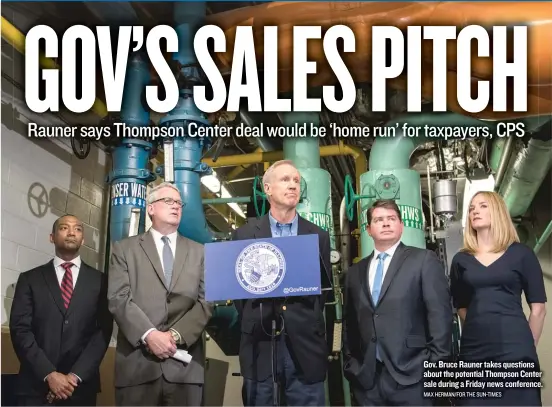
[280,112,350,406]
[369,113,495,171]
[361,113,495,256]
[201,196,251,205]
[489,138,508,173]
[498,137,552,218]
[534,220,552,254]
[280,112,321,168]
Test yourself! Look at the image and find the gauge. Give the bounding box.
[375,174,400,199]
[330,250,341,265]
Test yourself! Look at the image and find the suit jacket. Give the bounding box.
[342,242,452,389]
[107,230,214,388]
[231,214,332,383]
[9,260,113,398]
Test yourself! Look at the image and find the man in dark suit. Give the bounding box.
[107,182,213,406]
[9,214,113,406]
[231,160,332,406]
[343,199,452,406]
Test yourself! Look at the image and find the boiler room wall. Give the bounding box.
[0,101,111,326]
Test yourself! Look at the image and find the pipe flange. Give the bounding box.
[107,168,155,183]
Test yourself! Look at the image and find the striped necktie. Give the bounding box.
[60,262,74,309]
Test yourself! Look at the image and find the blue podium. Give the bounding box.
[204,234,321,302]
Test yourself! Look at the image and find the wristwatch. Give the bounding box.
[170,329,181,345]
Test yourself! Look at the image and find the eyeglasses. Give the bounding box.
[151,198,185,208]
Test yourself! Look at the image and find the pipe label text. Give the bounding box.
[300,212,332,233]
[361,204,424,231]
[111,182,147,208]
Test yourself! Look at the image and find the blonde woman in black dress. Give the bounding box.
[450,191,547,406]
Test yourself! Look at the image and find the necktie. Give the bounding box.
[371,252,388,304]
[161,236,174,287]
[371,252,388,361]
[60,262,74,309]
[277,222,292,237]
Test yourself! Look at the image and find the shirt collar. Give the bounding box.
[269,212,298,229]
[150,227,178,243]
[374,240,401,259]
[53,255,81,268]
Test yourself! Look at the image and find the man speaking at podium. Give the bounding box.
[231,160,332,406]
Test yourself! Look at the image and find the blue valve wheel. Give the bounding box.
[253,176,267,218]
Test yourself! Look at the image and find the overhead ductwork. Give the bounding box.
[499,120,552,218]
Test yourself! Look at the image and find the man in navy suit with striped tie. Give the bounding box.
[342,200,452,406]
[10,214,112,406]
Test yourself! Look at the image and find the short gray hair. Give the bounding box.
[147,182,181,204]
[262,160,297,192]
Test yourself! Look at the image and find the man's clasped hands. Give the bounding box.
[45,331,176,403]
[45,372,79,403]
[144,330,177,359]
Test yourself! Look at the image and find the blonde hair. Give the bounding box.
[461,191,519,254]
[262,159,298,195]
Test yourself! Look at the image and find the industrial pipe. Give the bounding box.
[489,138,508,173]
[202,141,367,196]
[202,196,251,205]
[225,147,262,181]
[158,2,214,244]
[360,113,495,257]
[339,197,350,274]
[106,53,155,243]
[493,137,516,189]
[1,16,108,118]
[281,112,335,243]
[206,2,552,119]
[498,122,552,218]
[280,112,350,407]
[242,111,280,153]
[534,221,552,255]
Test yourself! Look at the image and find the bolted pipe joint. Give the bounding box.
[155,1,214,245]
[108,51,154,244]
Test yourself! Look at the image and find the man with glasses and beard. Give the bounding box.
[108,182,213,406]
[10,214,112,406]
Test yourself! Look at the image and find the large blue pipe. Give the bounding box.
[158,2,213,244]
[107,52,155,243]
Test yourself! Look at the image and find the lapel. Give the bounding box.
[254,215,272,239]
[296,216,313,236]
[358,255,375,310]
[377,242,409,305]
[66,262,91,317]
[169,235,188,292]
[139,231,167,289]
[42,261,66,314]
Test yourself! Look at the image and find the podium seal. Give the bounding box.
[236,242,286,294]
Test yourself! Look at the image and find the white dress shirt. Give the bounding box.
[149,228,177,265]
[141,228,181,344]
[367,240,401,292]
[53,255,81,288]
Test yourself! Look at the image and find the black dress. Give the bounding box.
[450,242,547,406]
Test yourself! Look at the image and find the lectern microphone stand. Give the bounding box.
[271,319,278,406]
[270,299,279,407]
